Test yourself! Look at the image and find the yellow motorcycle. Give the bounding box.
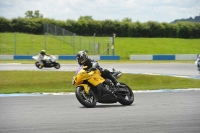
[72,66,134,108]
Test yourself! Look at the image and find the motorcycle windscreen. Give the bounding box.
[32,56,39,61]
[74,69,88,86]
[75,66,84,76]
[195,61,198,65]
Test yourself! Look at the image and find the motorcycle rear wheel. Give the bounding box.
[75,86,97,108]
[117,83,134,105]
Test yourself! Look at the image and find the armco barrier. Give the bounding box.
[57,55,120,60]
[14,55,33,60]
[0,55,120,60]
[153,55,175,60]
[0,54,198,60]
[58,55,76,60]
[130,54,199,60]
[100,56,120,60]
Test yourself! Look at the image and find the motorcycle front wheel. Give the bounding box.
[75,86,97,108]
[35,62,43,69]
[197,61,200,71]
[54,62,60,69]
[117,83,134,105]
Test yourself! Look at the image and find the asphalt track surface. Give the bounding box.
[0,63,200,133]
[0,63,200,75]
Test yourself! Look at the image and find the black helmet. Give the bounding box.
[40,50,46,55]
[76,51,88,65]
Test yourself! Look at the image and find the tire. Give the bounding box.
[75,86,97,108]
[35,62,43,69]
[197,61,200,70]
[54,63,60,69]
[118,83,134,105]
[198,63,200,71]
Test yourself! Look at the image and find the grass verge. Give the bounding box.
[0,71,199,94]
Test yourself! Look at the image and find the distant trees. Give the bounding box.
[0,17,11,32]
[171,15,200,23]
[0,11,200,38]
[78,16,93,21]
[122,17,132,22]
[25,10,43,19]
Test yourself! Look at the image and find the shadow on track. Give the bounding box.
[79,104,134,108]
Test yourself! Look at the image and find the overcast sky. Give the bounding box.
[0,0,200,23]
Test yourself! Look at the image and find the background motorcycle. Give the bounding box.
[72,66,134,108]
[32,55,60,69]
[195,57,200,72]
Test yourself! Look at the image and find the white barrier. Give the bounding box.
[175,54,197,60]
[0,55,13,60]
[130,55,152,60]
[130,54,199,60]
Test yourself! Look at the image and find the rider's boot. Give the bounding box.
[113,81,120,91]
[111,82,121,98]
[101,69,120,88]
[108,74,120,88]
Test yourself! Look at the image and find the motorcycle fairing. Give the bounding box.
[74,68,105,87]
[87,70,105,86]
[78,84,90,94]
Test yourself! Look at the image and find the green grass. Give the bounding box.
[0,33,110,55]
[0,71,75,94]
[114,38,200,59]
[0,71,199,94]
[0,33,199,93]
[0,33,75,55]
[1,33,200,59]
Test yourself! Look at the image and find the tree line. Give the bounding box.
[171,15,200,23]
[0,16,200,38]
